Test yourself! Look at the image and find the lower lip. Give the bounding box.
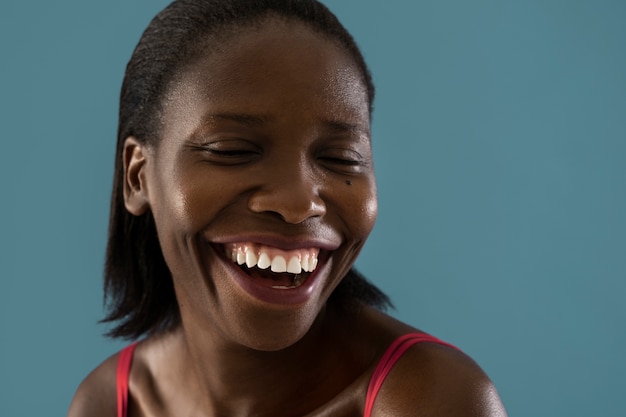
[216,247,328,306]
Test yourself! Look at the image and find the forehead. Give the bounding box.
[160,17,370,133]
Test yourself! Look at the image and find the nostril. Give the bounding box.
[247,187,326,224]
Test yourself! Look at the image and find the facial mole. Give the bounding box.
[345,180,352,186]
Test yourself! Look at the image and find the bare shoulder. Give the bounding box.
[66,351,119,417]
[370,341,507,417]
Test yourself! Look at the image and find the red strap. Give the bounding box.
[363,333,458,417]
[116,343,138,417]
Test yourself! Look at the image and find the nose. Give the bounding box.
[247,165,326,224]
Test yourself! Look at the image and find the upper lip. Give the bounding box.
[209,233,341,251]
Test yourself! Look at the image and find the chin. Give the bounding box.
[229,304,322,352]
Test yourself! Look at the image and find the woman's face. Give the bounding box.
[127,18,377,350]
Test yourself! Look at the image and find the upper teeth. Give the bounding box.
[226,243,319,273]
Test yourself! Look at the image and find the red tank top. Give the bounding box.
[116,333,456,417]
[116,342,138,417]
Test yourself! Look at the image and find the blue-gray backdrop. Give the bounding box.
[1,1,624,416]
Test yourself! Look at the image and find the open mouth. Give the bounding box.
[222,242,321,289]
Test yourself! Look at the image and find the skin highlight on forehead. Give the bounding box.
[159,16,371,143]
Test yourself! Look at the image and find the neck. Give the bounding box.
[175,306,362,417]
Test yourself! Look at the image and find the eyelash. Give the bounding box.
[319,156,362,166]
[208,149,258,157]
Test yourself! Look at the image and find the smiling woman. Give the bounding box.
[67,1,507,416]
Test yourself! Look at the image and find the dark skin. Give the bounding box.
[68,17,507,417]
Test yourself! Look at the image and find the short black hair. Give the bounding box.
[103,0,390,340]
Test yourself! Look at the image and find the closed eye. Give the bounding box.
[185,139,261,165]
[208,149,258,157]
[319,156,361,166]
[317,148,369,173]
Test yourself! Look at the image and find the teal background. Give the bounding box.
[1,1,624,415]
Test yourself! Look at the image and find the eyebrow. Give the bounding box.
[322,119,368,136]
[201,112,270,127]
[198,112,368,136]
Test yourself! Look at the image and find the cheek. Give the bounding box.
[364,191,378,231]
[152,169,223,237]
[342,177,378,239]
[361,184,378,236]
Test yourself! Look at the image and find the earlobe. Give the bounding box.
[123,137,151,216]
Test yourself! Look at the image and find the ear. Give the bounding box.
[123,137,151,216]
